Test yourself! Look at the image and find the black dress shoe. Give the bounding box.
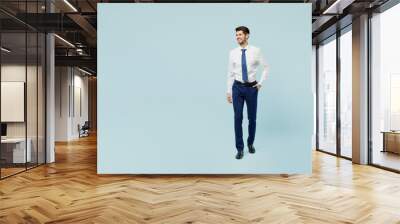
[235,150,244,159]
[248,145,256,154]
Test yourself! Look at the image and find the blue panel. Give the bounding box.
[98,3,313,174]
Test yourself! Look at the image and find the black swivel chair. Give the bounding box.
[79,121,90,138]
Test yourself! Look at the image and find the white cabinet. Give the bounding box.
[1,138,32,163]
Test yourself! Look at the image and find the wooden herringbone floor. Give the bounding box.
[1,134,400,224]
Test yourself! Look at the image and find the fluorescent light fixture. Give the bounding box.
[78,67,93,76]
[322,0,343,14]
[63,0,78,12]
[76,48,86,56]
[1,47,11,53]
[54,34,75,48]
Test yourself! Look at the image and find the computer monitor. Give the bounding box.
[1,123,7,137]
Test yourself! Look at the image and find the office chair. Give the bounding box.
[79,121,90,138]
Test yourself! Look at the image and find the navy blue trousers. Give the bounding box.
[232,80,258,152]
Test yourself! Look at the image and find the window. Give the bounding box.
[339,28,352,158]
[371,3,400,171]
[317,36,337,154]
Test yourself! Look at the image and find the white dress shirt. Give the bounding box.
[226,44,269,94]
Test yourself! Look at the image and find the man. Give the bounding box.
[226,26,269,160]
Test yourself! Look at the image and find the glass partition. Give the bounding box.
[38,32,45,165]
[0,1,46,179]
[27,30,38,169]
[0,31,28,177]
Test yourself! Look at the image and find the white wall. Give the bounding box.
[1,64,46,164]
[1,64,43,137]
[55,67,89,141]
[71,72,89,138]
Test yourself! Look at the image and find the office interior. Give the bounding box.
[0,0,399,177]
[0,0,97,179]
[0,0,400,222]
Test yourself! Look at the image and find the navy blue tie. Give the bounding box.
[241,49,248,82]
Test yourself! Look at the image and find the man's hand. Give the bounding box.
[226,93,232,104]
[253,84,262,90]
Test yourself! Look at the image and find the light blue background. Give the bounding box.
[98,3,312,174]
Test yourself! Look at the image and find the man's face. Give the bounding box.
[236,31,248,45]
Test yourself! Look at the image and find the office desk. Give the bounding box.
[381,131,400,154]
[1,138,32,163]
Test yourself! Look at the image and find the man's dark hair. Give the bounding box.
[235,26,250,35]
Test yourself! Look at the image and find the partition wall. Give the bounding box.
[0,1,47,179]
